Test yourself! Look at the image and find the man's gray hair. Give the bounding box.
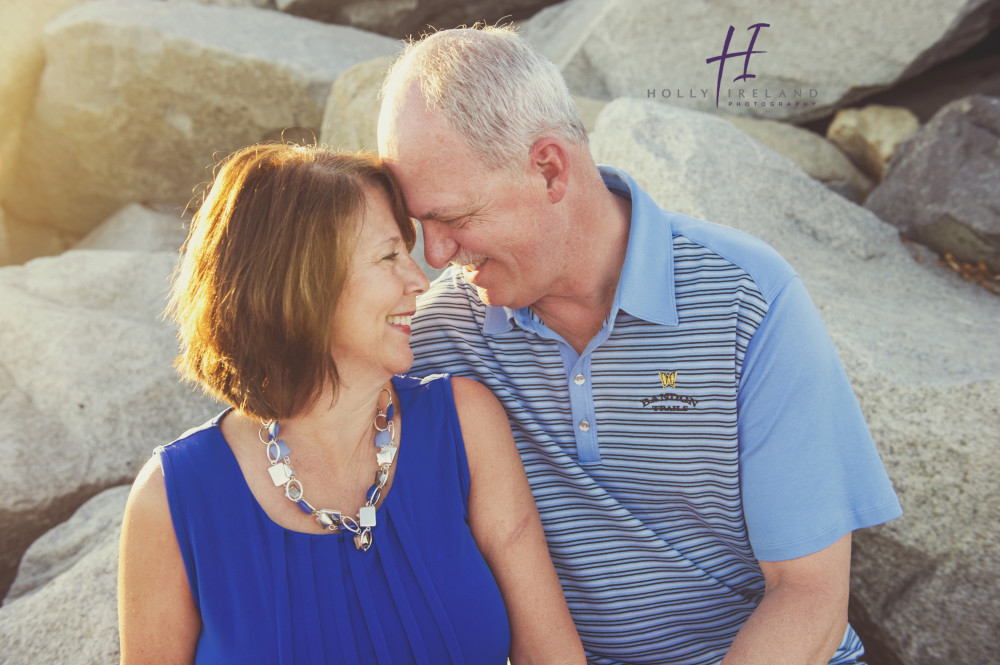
[381,25,588,170]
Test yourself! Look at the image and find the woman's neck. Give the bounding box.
[268,377,393,460]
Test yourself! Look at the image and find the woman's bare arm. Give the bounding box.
[118,455,201,665]
[452,377,586,665]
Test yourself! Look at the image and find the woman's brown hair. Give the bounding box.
[167,143,415,420]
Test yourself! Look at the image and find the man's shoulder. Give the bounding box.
[663,211,796,304]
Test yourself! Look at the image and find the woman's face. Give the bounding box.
[329,188,429,386]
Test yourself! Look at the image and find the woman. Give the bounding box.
[117,143,585,664]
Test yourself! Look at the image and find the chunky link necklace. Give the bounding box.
[258,388,397,551]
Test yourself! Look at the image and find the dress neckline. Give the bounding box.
[211,375,410,539]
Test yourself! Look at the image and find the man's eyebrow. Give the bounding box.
[414,208,443,221]
[412,202,479,222]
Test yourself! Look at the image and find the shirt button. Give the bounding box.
[574,373,585,386]
[578,420,591,432]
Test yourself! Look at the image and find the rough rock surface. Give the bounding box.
[167,0,273,6]
[866,94,1000,273]
[0,250,219,598]
[322,56,396,153]
[277,0,560,39]
[0,206,75,268]
[520,0,1000,122]
[590,98,1000,665]
[0,486,127,665]
[0,0,92,204]
[0,0,400,238]
[827,105,920,181]
[73,203,188,253]
[723,115,875,201]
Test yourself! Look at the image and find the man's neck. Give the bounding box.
[530,185,632,355]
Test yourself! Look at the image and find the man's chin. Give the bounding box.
[475,285,512,309]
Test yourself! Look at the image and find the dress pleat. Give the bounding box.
[322,540,361,665]
[269,531,294,665]
[374,509,431,665]
[294,539,325,665]
[390,512,467,665]
[346,542,394,664]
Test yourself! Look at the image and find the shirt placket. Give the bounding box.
[512,308,613,465]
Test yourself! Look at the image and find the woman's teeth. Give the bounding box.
[387,315,412,326]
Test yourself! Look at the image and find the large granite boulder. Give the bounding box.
[322,56,395,153]
[276,0,560,38]
[0,205,74,268]
[865,94,1000,274]
[0,0,92,205]
[723,115,875,201]
[0,486,128,665]
[166,0,273,6]
[0,0,93,267]
[520,0,1000,123]
[0,0,400,239]
[0,250,219,599]
[590,98,1000,665]
[73,203,188,253]
[827,105,920,181]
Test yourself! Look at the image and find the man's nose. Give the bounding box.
[420,220,459,270]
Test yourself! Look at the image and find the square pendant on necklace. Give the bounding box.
[376,444,397,466]
[359,505,377,527]
[267,462,294,486]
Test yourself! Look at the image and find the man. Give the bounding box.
[378,25,901,665]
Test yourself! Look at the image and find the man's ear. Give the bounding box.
[529,138,569,204]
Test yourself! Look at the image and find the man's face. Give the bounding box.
[378,84,566,310]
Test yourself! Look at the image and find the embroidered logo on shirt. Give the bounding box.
[640,392,698,411]
[658,371,677,388]
[641,372,697,412]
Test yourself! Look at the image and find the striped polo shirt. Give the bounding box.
[409,166,902,665]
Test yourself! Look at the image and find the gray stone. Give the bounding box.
[521,0,1000,123]
[0,250,219,598]
[826,105,920,181]
[866,94,1000,274]
[0,0,400,238]
[573,95,608,137]
[590,98,1000,665]
[73,203,188,253]
[5,486,129,603]
[276,0,560,39]
[166,0,273,6]
[0,486,127,665]
[723,115,875,201]
[0,0,93,212]
[0,205,74,268]
[322,56,396,153]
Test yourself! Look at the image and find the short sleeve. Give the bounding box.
[737,276,901,561]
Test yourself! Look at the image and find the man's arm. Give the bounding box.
[722,533,852,665]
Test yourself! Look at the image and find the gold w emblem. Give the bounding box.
[659,371,677,388]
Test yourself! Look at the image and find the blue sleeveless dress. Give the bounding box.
[158,374,511,664]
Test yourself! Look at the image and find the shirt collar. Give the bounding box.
[481,165,678,336]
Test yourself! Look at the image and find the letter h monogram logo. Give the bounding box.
[705,23,770,107]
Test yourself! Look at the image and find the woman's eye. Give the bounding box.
[383,251,400,262]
